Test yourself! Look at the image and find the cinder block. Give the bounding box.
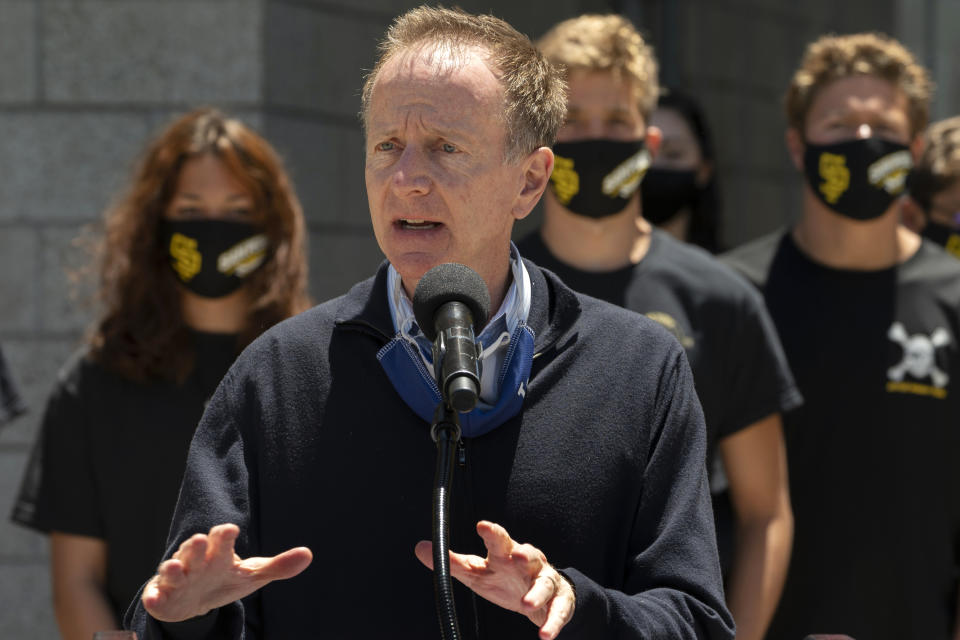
[741,100,790,173]
[0,227,38,332]
[0,561,58,638]
[307,230,384,304]
[0,450,49,559]
[0,1,36,102]
[684,5,750,86]
[748,16,796,95]
[268,0,416,20]
[721,174,794,249]
[43,1,261,104]
[832,1,894,33]
[694,88,748,176]
[264,3,384,117]
[0,112,153,221]
[263,115,367,228]
[0,337,79,447]
[39,226,97,334]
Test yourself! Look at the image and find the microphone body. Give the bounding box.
[432,300,482,412]
[413,263,491,413]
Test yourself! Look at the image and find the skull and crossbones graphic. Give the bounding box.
[887,322,951,388]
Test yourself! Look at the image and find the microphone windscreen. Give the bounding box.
[412,263,490,340]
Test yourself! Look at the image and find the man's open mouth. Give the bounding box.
[398,218,441,230]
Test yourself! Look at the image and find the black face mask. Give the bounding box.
[641,168,700,225]
[160,219,268,298]
[921,221,960,259]
[550,139,650,219]
[803,137,912,221]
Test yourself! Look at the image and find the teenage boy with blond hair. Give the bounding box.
[518,15,801,640]
[724,33,960,640]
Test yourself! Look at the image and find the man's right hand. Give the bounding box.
[142,523,313,622]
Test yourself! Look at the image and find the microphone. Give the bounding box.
[413,263,490,413]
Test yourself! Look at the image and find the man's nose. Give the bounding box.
[391,147,431,196]
[856,123,873,139]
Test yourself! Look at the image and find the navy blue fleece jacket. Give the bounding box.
[128,261,734,639]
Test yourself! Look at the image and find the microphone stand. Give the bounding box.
[430,401,462,640]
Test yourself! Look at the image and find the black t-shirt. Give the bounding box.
[0,343,26,427]
[518,230,801,453]
[518,230,801,573]
[10,331,239,620]
[724,231,960,640]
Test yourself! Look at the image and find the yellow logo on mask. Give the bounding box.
[947,234,960,259]
[170,232,202,281]
[550,155,580,205]
[818,152,850,204]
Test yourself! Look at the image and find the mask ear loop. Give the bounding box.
[477,331,511,361]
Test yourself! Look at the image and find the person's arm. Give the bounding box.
[718,412,793,640]
[50,532,118,640]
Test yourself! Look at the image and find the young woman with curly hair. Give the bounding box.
[11,108,311,639]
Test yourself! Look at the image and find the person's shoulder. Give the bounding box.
[232,269,385,373]
[647,231,765,304]
[719,229,787,288]
[55,347,113,394]
[572,283,686,362]
[903,239,960,297]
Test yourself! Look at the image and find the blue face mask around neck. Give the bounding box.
[376,322,535,438]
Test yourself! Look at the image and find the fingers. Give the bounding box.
[413,540,434,569]
[157,558,187,587]
[243,547,314,581]
[414,540,486,574]
[537,573,575,640]
[176,534,208,570]
[476,520,514,558]
[522,573,558,610]
[207,523,240,566]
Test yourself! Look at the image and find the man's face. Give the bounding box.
[557,70,647,142]
[803,74,912,146]
[365,43,528,296]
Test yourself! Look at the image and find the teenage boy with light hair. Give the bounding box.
[518,14,801,640]
[725,32,960,640]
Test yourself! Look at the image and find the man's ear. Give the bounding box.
[512,147,554,221]
[785,127,804,170]
[645,124,662,159]
[900,195,927,233]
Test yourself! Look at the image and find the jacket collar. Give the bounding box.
[332,258,582,356]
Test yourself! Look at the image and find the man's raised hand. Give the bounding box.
[415,520,576,640]
[142,523,313,623]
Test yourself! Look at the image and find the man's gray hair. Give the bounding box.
[360,6,567,163]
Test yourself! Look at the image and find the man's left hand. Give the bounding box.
[414,520,576,640]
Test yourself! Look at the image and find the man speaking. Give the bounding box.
[128,7,733,639]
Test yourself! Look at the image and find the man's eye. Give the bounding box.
[377,141,395,151]
[441,143,457,153]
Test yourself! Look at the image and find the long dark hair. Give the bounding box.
[88,108,311,382]
[658,88,722,252]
